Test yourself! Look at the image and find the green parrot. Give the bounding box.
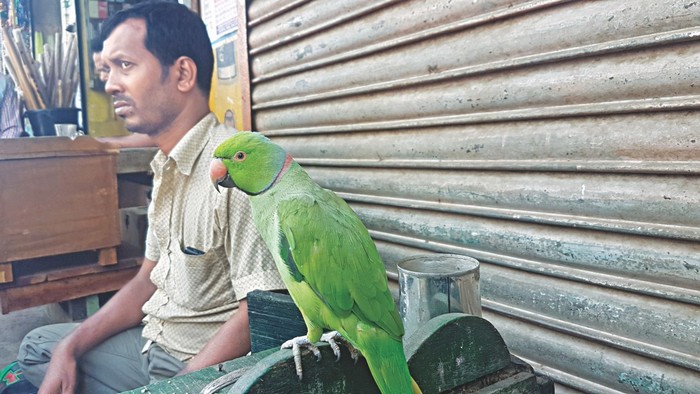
[210,131,421,394]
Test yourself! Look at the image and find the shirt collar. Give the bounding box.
[152,113,218,176]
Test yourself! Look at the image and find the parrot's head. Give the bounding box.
[210,131,289,196]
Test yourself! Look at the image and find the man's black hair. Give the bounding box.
[100,1,214,95]
[90,37,103,53]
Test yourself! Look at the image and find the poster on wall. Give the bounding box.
[200,0,251,131]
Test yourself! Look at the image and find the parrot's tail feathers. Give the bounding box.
[411,377,422,394]
[362,337,415,394]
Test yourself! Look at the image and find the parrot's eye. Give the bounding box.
[233,151,247,161]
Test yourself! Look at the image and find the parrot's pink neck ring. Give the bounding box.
[276,154,293,181]
[266,153,293,191]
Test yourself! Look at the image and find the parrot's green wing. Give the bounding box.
[276,191,404,340]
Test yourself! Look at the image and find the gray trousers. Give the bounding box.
[17,323,185,393]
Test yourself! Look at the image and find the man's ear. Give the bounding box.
[173,56,198,93]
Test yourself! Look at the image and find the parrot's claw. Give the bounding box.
[281,336,321,381]
[320,331,359,364]
[320,331,342,361]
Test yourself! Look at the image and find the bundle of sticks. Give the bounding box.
[2,28,79,110]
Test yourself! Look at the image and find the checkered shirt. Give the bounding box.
[141,113,285,360]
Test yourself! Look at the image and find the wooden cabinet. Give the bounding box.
[0,137,154,313]
[0,137,120,267]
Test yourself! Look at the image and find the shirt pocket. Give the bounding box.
[169,246,235,312]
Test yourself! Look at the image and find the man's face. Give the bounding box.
[92,52,108,82]
[101,18,180,136]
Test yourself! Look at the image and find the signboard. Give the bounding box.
[200,0,251,130]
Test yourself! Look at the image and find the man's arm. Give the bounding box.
[178,299,251,375]
[38,258,158,393]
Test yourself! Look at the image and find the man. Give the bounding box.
[0,75,22,138]
[90,38,109,83]
[90,37,155,148]
[16,2,284,393]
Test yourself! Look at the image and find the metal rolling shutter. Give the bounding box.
[246,1,700,392]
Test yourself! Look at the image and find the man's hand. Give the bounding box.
[38,342,79,394]
[36,259,157,393]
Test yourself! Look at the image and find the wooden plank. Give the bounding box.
[246,292,535,392]
[230,313,530,393]
[98,247,117,266]
[233,344,380,394]
[125,294,547,393]
[0,256,141,288]
[247,290,307,353]
[405,313,512,393]
[0,264,12,283]
[0,153,120,263]
[0,266,138,314]
[122,349,277,394]
[0,136,117,160]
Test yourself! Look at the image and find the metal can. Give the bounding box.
[398,254,481,338]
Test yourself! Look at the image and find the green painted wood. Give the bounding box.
[535,376,555,394]
[122,349,277,394]
[85,295,100,317]
[127,293,548,394]
[230,343,381,393]
[405,313,512,393]
[247,290,307,353]
[230,313,526,394]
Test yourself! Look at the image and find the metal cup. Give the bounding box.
[54,124,79,139]
[398,254,481,338]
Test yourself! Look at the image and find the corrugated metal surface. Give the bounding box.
[246,1,700,392]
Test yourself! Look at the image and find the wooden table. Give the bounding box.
[0,137,156,314]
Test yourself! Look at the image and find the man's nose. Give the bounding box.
[104,71,120,95]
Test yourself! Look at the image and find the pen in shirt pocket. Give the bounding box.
[183,246,205,255]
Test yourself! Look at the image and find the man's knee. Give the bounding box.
[17,323,77,367]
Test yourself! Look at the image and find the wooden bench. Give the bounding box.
[126,290,553,393]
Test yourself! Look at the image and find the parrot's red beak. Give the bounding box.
[209,159,230,193]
